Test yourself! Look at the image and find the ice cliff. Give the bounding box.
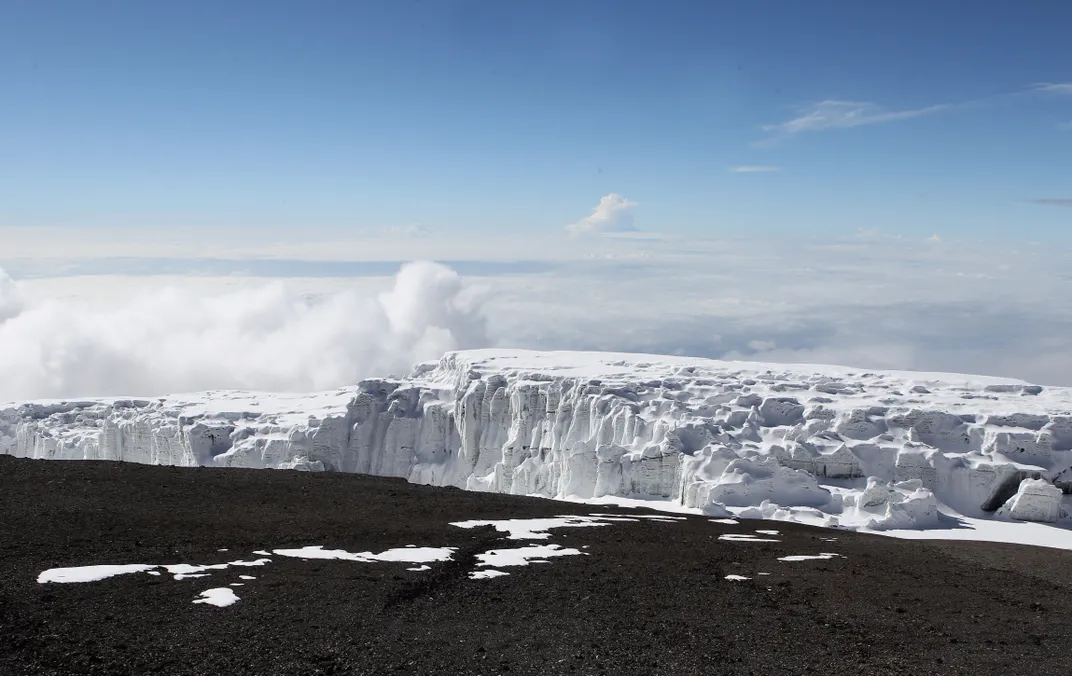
[3,349,1071,531]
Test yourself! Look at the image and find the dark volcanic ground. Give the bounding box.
[2,456,1071,675]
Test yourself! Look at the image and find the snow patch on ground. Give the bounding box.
[718,534,781,543]
[193,588,239,607]
[450,515,639,540]
[271,546,455,564]
[37,564,156,584]
[475,544,585,568]
[469,569,510,580]
[778,553,843,562]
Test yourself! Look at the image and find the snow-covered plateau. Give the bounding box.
[5,349,1072,548]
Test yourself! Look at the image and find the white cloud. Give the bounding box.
[566,193,639,237]
[479,237,1072,386]
[762,100,947,138]
[730,166,782,173]
[0,262,488,400]
[1035,82,1072,95]
[760,82,1072,142]
[7,231,1072,399]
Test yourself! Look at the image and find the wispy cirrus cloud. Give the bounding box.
[1034,82,1072,94]
[729,165,782,173]
[761,81,1072,143]
[1030,199,1072,207]
[762,100,947,139]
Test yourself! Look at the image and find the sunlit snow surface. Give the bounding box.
[469,569,509,580]
[9,348,1072,550]
[718,534,781,543]
[778,553,843,562]
[37,564,157,584]
[193,588,239,607]
[475,544,585,569]
[271,546,455,564]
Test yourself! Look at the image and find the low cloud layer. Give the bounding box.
[566,194,638,236]
[5,232,1072,399]
[0,262,487,400]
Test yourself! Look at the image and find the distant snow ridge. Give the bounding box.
[3,349,1072,532]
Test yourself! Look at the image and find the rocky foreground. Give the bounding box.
[2,455,1071,676]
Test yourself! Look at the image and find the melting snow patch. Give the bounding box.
[239,575,256,580]
[407,565,431,572]
[450,516,625,540]
[38,564,157,584]
[718,534,780,543]
[470,569,509,580]
[590,513,685,520]
[475,544,585,568]
[778,553,843,562]
[710,518,739,525]
[756,530,780,535]
[193,587,239,607]
[271,546,454,564]
[229,558,271,567]
[724,574,751,581]
[146,571,162,576]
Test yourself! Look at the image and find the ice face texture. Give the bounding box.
[4,349,1071,530]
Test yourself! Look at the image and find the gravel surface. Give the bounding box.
[2,455,1071,675]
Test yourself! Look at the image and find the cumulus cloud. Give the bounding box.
[566,193,639,236]
[8,231,1072,399]
[0,262,488,400]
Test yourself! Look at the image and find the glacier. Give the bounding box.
[4,348,1072,538]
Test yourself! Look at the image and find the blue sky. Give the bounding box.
[1,0,1070,238]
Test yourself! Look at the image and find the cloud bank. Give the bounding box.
[0,262,488,400]
[567,194,638,236]
[6,231,1072,399]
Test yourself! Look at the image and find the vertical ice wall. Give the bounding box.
[2,349,1071,526]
